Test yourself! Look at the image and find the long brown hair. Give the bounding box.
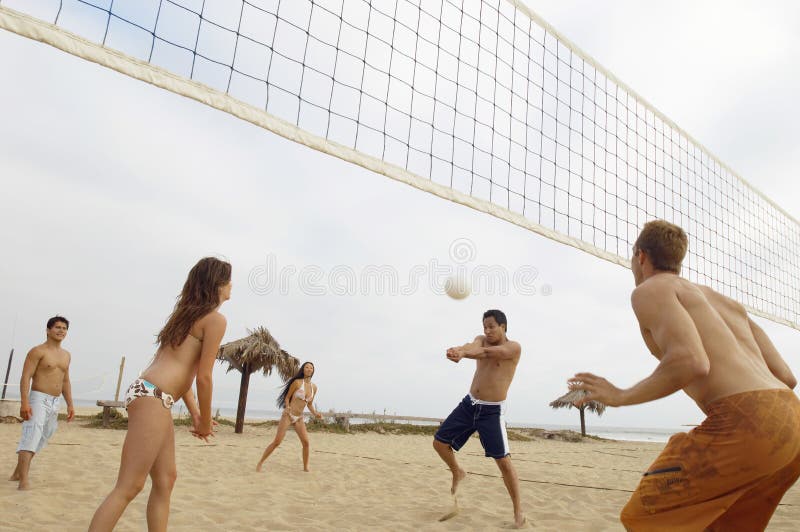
[157,257,232,348]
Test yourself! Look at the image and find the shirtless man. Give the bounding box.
[433,309,525,528]
[569,220,800,531]
[9,315,75,490]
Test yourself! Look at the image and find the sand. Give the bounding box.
[1,413,798,531]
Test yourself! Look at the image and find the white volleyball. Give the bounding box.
[445,276,471,300]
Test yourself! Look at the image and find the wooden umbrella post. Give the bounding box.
[114,356,126,402]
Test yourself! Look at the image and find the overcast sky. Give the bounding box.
[0,0,798,430]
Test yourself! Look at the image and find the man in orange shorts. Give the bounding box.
[569,220,800,531]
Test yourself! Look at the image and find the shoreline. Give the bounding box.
[0,399,679,443]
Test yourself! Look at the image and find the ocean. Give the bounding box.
[64,398,678,443]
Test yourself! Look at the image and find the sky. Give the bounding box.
[0,0,798,431]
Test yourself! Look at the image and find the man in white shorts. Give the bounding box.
[9,316,75,490]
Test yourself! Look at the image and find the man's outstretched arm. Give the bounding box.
[570,284,710,407]
[458,340,520,361]
[445,336,483,363]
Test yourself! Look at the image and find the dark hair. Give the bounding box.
[483,309,507,332]
[276,362,314,408]
[634,220,688,273]
[157,257,232,348]
[47,316,69,329]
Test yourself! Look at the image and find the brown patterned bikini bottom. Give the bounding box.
[124,378,175,409]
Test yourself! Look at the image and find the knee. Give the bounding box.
[152,468,178,492]
[300,439,310,449]
[116,479,146,501]
[495,457,513,473]
[433,439,447,452]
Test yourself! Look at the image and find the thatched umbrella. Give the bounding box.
[549,389,606,437]
[217,326,300,434]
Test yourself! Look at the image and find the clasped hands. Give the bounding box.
[190,415,219,443]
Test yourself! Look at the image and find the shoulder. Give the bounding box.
[694,283,746,313]
[630,277,674,308]
[200,311,227,328]
[506,340,521,354]
[27,345,46,359]
[631,281,667,321]
[474,335,486,344]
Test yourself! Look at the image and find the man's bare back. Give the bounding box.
[634,274,790,410]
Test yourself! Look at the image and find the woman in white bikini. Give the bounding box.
[256,362,322,472]
[89,257,231,532]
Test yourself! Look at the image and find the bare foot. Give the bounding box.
[303,468,310,472]
[8,473,20,481]
[18,479,31,490]
[450,467,466,495]
[255,462,263,472]
[513,514,527,528]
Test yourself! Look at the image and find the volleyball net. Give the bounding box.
[1,0,798,328]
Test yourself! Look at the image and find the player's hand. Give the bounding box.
[20,403,32,421]
[190,425,215,443]
[66,406,75,422]
[567,373,623,407]
[191,413,217,429]
[315,412,323,420]
[446,349,463,363]
[190,417,215,443]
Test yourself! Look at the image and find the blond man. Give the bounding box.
[570,220,799,531]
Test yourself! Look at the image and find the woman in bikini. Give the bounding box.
[256,361,322,472]
[89,257,231,532]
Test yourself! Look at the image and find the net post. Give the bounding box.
[1,348,13,400]
[114,356,125,402]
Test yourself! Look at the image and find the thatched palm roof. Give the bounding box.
[549,389,606,416]
[217,326,299,379]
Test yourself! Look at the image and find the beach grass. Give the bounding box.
[41,410,609,442]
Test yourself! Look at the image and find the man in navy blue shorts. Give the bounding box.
[433,309,525,528]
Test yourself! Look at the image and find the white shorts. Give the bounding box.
[17,390,60,454]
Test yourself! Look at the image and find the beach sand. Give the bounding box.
[1,413,798,531]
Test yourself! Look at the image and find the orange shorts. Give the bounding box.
[621,389,800,532]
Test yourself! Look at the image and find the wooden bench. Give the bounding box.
[96,400,125,427]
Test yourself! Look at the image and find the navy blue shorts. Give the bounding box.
[434,395,510,459]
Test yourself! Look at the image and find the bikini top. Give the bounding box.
[293,381,315,403]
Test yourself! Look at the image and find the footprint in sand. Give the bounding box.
[438,494,459,522]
